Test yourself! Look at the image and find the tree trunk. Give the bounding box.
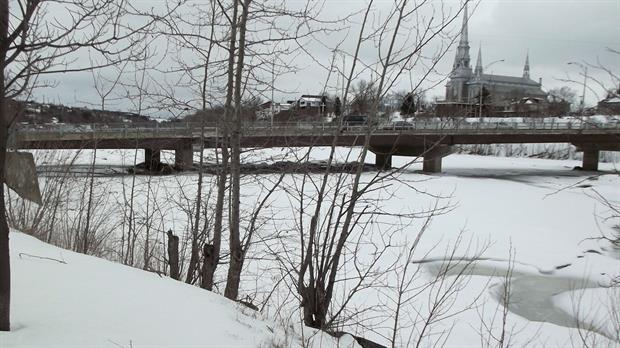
[224,0,251,302]
[166,230,180,280]
[82,140,97,254]
[196,1,218,290]
[201,144,228,290]
[0,0,11,331]
[0,114,10,332]
[186,113,206,285]
[185,235,199,284]
[200,243,215,289]
[301,284,328,329]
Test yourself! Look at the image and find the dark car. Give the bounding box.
[341,115,368,126]
[383,121,413,130]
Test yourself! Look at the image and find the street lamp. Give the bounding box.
[479,59,505,118]
[567,61,588,116]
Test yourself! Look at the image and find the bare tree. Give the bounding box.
[287,0,467,331]
[188,0,327,300]
[0,0,175,331]
[547,86,577,115]
[350,79,379,115]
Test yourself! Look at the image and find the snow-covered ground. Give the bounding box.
[4,148,620,347]
[1,231,359,348]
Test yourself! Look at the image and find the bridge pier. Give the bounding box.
[581,147,600,171]
[175,144,194,170]
[144,148,161,170]
[375,153,392,170]
[422,146,451,173]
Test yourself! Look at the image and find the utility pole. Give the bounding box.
[580,66,588,116]
[479,82,484,119]
[567,62,588,116]
[271,56,275,128]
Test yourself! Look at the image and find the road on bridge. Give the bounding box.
[10,119,620,172]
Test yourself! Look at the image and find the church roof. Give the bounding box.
[469,74,540,87]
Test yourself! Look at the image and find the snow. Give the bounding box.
[5,147,620,347]
[1,231,359,348]
[604,96,620,103]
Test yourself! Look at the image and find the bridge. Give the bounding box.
[10,119,620,172]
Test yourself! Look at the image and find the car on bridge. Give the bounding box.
[341,115,368,126]
[383,120,414,130]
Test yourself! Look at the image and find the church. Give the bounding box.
[442,4,547,114]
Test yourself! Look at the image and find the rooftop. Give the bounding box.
[469,74,541,86]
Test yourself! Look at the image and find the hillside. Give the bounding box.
[0,231,358,348]
[10,100,155,125]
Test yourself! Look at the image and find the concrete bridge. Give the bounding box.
[10,119,620,172]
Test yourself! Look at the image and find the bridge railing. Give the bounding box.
[12,118,620,141]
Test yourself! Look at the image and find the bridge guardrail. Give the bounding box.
[12,118,620,142]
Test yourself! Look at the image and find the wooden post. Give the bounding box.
[166,230,180,280]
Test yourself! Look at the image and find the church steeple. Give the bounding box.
[452,2,472,75]
[523,52,530,79]
[459,3,469,47]
[474,45,483,76]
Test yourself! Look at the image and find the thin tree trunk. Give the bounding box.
[201,143,227,290]
[0,98,10,333]
[82,138,97,254]
[196,1,217,289]
[213,0,239,299]
[126,137,137,265]
[0,129,9,332]
[225,0,251,301]
[0,0,11,331]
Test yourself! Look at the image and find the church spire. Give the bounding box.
[523,52,530,79]
[459,2,469,47]
[452,2,471,74]
[474,45,483,75]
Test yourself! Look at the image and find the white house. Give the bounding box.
[256,101,292,120]
[297,95,326,108]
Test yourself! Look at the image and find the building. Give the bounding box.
[256,101,292,120]
[442,4,547,114]
[597,86,620,115]
[297,95,327,109]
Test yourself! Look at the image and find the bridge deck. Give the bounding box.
[11,120,620,151]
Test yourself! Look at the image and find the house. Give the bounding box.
[507,97,548,116]
[297,95,327,109]
[256,101,292,120]
[597,88,620,115]
[269,95,330,123]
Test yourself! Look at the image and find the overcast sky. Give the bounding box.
[33,0,620,115]
[466,0,619,103]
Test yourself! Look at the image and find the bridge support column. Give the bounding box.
[582,147,599,171]
[375,153,392,170]
[144,148,161,170]
[175,143,194,170]
[423,155,442,173]
[422,146,451,173]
